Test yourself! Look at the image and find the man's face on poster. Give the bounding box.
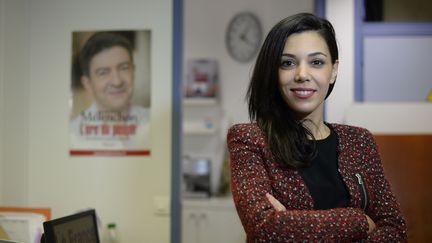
[82,46,135,113]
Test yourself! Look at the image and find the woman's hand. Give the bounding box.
[266,193,376,235]
[266,193,286,211]
[365,214,376,234]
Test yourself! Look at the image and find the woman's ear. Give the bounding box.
[330,60,339,84]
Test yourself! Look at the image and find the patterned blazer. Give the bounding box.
[227,123,407,242]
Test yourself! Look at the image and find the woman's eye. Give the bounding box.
[311,59,324,66]
[280,59,296,68]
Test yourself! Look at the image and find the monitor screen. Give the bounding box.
[42,209,100,243]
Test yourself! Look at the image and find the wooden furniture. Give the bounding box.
[374,135,432,242]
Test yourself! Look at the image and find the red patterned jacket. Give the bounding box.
[227,123,407,242]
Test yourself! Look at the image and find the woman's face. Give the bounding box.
[278,31,338,121]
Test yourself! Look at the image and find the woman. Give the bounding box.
[227,13,407,242]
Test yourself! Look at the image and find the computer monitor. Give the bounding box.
[42,209,100,243]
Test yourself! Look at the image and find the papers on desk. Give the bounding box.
[0,212,45,243]
[0,225,9,239]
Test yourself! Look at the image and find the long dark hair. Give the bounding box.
[247,13,339,168]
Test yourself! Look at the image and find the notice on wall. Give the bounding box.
[69,30,151,156]
[184,59,219,98]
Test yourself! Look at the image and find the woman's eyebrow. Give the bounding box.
[308,52,327,57]
[281,52,328,57]
[281,53,296,58]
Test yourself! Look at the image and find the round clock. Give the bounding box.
[225,12,263,63]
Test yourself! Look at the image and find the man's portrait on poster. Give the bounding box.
[69,30,151,156]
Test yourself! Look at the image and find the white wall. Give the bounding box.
[346,103,432,134]
[1,0,173,242]
[325,0,356,123]
[0,0,31,206]
[0,0,4,203]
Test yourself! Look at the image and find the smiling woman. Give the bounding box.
[227,13,407,242]
[278,31,338,125]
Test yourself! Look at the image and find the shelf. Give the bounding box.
[182,196,235,209]
[183,120,217,135]
[183,97,218,106]
[183,126,216,135]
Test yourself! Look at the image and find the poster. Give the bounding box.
[69,30,151,156]
[184,59,218,98]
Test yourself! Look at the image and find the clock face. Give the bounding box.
[226,12,262,63]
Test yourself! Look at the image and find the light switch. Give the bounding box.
[153,196,170,216]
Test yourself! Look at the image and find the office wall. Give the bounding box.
[0,0,172,242]
[0,0,31,206]
[346,103,432,134]
[0,0,3,203]
[325,0,355,123]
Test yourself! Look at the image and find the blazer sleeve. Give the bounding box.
[360,129,408,242]
[227,124,369,242]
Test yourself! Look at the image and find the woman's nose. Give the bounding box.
[295,63,310,82]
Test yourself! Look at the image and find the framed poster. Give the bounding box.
[184,59,218,98]
[69,30,151,156]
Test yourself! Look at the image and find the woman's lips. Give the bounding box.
[291,88,316,99]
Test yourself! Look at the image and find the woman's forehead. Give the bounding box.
[282,31,330,56]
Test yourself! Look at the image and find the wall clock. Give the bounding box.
[225,12,262,63]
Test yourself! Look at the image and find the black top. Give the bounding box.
[299,128,350,210]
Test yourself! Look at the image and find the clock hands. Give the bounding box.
[239,24,257,47]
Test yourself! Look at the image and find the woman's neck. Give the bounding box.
[302,119,330,140]
[294,102,329,139]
